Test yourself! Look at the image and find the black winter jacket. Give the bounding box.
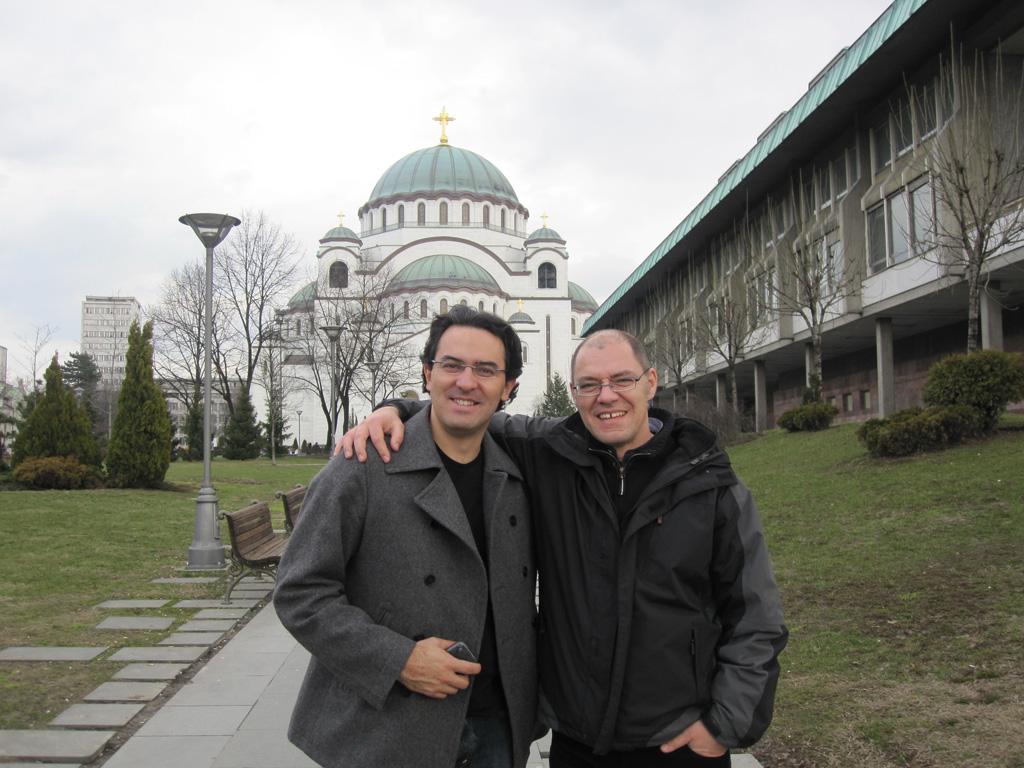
[393,403,787,753]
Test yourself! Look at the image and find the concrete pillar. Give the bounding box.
[981,285,1004,351]
[804,343,815,387]
[715,374,728,410]
[753,360,768,433]
[875,317,895,418]
[684,384,696,405]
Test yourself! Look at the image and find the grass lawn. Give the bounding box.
[730,423,1024,768]
[0,455,327,730]
[1,425,1022,766]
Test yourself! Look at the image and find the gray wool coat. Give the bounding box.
[274,407,538,768]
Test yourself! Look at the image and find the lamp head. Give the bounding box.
[179,213,242,248]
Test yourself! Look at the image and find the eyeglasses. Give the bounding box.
[571,371,648,398]
[431,358,505,379]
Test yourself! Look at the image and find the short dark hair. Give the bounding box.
[571,329,651,379]
[421,305,523,407]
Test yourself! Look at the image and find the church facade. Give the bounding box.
[276,116,597,444]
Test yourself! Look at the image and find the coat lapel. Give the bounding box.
[481,430,524,549]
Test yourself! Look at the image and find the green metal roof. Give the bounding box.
[526,226,565,244]
[583,0,928,333]
[386,254,502,295]
[568,281,598,312]
[321,225,360,242]
[366,145,521,209]
[509,311,535,324]
[287,281,316,309]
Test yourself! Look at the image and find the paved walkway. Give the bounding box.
[99,603,762,768]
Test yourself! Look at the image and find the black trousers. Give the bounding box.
[549,732,731,768]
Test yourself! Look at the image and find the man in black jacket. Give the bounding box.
[340,329,787,767]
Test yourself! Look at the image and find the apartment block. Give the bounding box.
[81,296,142,388]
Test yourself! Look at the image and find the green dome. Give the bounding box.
[288,281,316,309]
[568,281,598,312]
[364,145,523,212]
[321,226,360,243]
[386,254,502,296]
[526,226,564,244]
[509,311,535,324]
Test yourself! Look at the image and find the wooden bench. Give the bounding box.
[276,484,308,533]
[221,501,288,603]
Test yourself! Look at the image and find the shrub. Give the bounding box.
[922,350,1024,432]
[777,402,838,432]
[12,456,101,490]
[857,405,984,457]
[676,394,747,445]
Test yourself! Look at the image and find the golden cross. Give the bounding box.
[541,213,549,228]
[433,107,456,145]
[336,211,345,226]
[517,298,524,311]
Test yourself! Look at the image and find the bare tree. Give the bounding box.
[150,261,210,410]
[769,172,861,389]
[214,210,301,409]
[919,43,1024,352]
[17,323,56,391]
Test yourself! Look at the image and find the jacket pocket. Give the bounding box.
[691,621,720,701]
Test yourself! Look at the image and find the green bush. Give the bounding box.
[777,402,838,432]
[857,405,984,457]
[12,456,101,490]
[922,350,1024,432]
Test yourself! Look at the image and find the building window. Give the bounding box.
[538,262,556,289]
[403,301,409,318]
[492,303,497,314]
[872,119,891,173]
[420,299,428,318]
[500,208,506,231]
[868,177,934,273]
[295,319,302,334]
[888,188,910,264]
[416,202,426,226]
[462,202,470,225]
[398,204,405,226]
[440,298,448,314]
[329,261,348,289]
[915,81,937,138]
[459,299,467,306]
[893,97,913,156]
[521,342,529,365]
[860,389,872,410]
[483,205,490,227]
[381,208,387,230]
[478,301,484,311]
[832,151,848,195]
[571,317,577,335]
[818,167,831,209]
[843,393,854,412]
[867,203,887,273]
[440,201,448,225]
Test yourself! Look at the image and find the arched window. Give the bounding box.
[295,318,301,334]
[459,299,467,306]
[538,262,556,289]
[398,204,405,226]
[572,317,577,335]
[420,299,428,318]
[462,202,470,225]
[369,212,373,230]
[500,209,507,231]
[417,202,426,225]
[521,342,529,365]
[478,301,484,311]
[381,208,387,230]
[440,202,448,225]
[483,205,490,227]
[329,261,349,289]
[492,303,497,314]
[403,301,409,318]
[440,298,448,314]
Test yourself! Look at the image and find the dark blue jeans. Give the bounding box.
[455,713,513,768]
[550,732,731,768]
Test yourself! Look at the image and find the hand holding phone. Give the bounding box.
[446,641,477,663]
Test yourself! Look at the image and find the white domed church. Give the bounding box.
[277,112,597,442]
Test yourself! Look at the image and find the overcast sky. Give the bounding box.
[0,0,893,384]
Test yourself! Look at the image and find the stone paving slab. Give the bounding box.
[211,729,319,768]
[231,584,273,593]
[159,632,224,646]
[180,619,236,632]
[169,675,273,707]
[2,763,82,767]
[109,646,206,663]
[239,577,270,584]
[102,735,230,768]
[173,599,259,609]
[96,599,169,609]
[151,577,219,584]
[0,646,107,662]
[84,681,168,702]
[97,616,174,631]
[193,608,248,620]
[113,663,188,681]
[51,703,144,728]
[137,705,252,737]
[0,729,114,762]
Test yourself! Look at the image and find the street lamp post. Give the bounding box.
[296,409,302,453]
[320,325,343,450]
[179,212,241,570]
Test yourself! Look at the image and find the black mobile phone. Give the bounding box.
[446,641,477,662]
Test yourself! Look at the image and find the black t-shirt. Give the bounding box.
[438,445,507,717]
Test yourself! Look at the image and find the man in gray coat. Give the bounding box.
[275,306,538,768]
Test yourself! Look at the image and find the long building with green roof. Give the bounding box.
[584,0,1024,429]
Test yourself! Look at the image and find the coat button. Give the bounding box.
[424,574,436,586]
[509,514,518,527]
[522,566,528,578]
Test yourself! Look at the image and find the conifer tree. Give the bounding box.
[12,356,100,467]
[535,373,576,417]
[61,351,103,432]
[222,389,261,459]
[106,321,173,487]
[184,388,204,461]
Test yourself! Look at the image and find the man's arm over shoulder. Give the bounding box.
[273,458,415,711]
[705,480,788,749]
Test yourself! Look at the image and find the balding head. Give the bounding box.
[571,329,650,380]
